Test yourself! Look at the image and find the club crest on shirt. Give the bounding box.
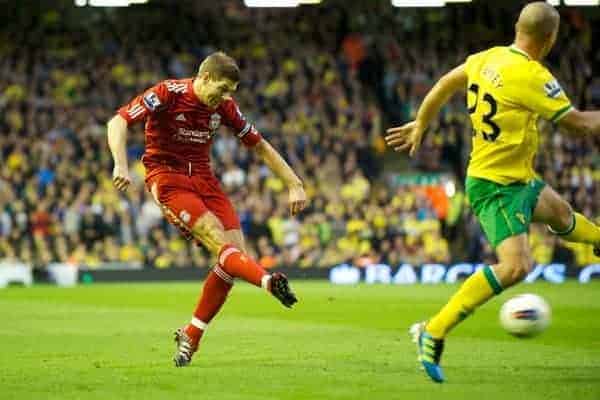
[143,91,162,111]
[179,210,191,224]
[544,80,562,99]
[209,113,221,131]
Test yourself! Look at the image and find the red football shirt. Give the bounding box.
[118,78,262,179]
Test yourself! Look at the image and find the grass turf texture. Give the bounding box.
[1,281,599,400]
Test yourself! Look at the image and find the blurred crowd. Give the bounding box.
[0,1,597,271]
[376,6,600,267]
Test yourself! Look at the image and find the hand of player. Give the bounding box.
[112,165,131,192]
[385,121,425,157]
[288,183,307,216]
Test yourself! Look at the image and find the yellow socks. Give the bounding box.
[552,213,600,245]
[425,213,599,340]
[426,266,503,339]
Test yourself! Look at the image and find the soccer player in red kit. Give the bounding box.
[106,52,306,367]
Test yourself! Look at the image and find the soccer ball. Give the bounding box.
[499,294,551,338]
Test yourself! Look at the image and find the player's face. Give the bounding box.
[199,74,238,108]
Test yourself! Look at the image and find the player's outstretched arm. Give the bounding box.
[253,138,306,216]
[559,109,600,137]
[385,64,467,157]
[107,114,131,192]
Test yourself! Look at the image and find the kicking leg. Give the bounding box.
[533,186,600,256]
[192,213,296,306]
[415,234,532,382]
[220,229,297,308]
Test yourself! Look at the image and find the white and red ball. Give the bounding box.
[499,294,551,337]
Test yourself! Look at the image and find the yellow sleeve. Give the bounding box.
[464,54,475,78]
[464,50,486,79]
[511,65,573,123]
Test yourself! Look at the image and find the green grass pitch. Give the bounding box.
[1,281,599,400]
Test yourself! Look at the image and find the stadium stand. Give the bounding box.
[0,1,597,271]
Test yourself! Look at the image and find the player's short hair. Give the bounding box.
[516,2,560,40]
[197,51,240,83]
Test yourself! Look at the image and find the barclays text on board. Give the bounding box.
[329,263,600,285]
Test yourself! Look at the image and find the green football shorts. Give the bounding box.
[466,176,546,249]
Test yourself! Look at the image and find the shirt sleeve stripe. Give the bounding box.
[550,104,573,123]
[237,123,251,138]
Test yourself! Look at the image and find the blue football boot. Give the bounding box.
[410,322,445,383]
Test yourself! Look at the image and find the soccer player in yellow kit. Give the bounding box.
[385,2,600,383]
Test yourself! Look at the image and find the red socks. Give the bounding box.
[185,246,269,343]
[185,267,233,342]
[194,267,233,323]
[218,244,268,287]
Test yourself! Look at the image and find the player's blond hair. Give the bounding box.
[198,51,240,82]
[516,2,560,40]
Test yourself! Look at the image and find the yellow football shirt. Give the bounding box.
[464,45,573,185]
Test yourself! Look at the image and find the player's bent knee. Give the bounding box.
[551,201,573,232]
[509,259,532,283]
[496,253,532,286]
[224,229,246,253]
[545,199,573,233]
[191,213,227,255]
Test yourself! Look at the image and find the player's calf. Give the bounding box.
[191,215,266,286]
[508,259,532,284]
[191,214,299,307]
[218,246,298,307]
[494,262,531,287]
[491,263,528,288]
[534,189,600,249]
[493,240,533,287]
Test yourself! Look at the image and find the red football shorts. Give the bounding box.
[146,172,241,241]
